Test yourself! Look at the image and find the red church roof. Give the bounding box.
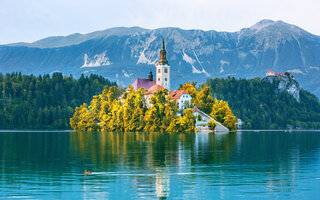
[169,90,189,99]
[131,78,156,90]
[193,106,200,113]
[266,71,275,74]
[145,84,165,95]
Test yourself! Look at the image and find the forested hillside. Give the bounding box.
[0,72,116,129]
[203,77,320,129]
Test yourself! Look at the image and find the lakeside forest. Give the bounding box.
[203,77,320,129]
[0,72,320,130]
[0,72,116,129]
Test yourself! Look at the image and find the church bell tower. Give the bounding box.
[156,39,170,91]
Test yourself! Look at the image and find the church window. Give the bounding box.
[165,78,167,81]
[158,78,160,81]
[158,69,161,73]
[164,68,168,73]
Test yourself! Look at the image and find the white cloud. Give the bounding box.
[287,69,305,74]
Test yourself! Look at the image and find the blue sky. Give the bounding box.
[0,0,319,44]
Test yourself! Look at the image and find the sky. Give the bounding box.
[0,0,319,44]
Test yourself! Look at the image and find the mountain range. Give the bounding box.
[1,19,320,98]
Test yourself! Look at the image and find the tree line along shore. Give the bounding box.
[0,72,319,130]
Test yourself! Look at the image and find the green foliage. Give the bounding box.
[208,119,217,131]
[0,72,116,129]
[203,77,320,129]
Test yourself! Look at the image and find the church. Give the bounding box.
[130,39,229,132]
[131,39,192,109]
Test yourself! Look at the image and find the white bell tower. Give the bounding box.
[156,39,170,91]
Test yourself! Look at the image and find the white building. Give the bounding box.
[169,90,192,110]
[156,39,170,91]
[266,70,275,76]
[236,118,243,129]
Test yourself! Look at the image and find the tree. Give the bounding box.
[178,108,196,132]
[208,119,217,131]
[210,99,237,131]
[180,82,199,105]
[197,87,214,114]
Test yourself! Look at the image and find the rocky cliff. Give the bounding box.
[264,74,300,102]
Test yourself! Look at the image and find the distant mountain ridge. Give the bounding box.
[1,19,320,98]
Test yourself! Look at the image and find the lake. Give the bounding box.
[0,131,320,199]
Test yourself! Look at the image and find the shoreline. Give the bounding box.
[1,129,320,132]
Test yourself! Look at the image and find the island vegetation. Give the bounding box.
[70,83,237,132]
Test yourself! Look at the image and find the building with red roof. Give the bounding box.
[169,90,192,110]
[144,84,165,108]
[266,71,275,76]
[145,84,165,95]
[193,106,200,113]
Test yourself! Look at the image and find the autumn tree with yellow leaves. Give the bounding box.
[180,82,237,131]
[70,86,196,132]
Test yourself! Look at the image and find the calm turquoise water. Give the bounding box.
[1,131,320,199]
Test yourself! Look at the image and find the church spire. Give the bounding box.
[158,38,168,65]
[162,38,165,50]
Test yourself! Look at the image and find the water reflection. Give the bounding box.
[1,131,320,199]
[68,132,238,169]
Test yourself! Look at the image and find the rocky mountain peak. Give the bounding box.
[250,19,275,31]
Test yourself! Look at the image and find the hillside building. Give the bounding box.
[266,70,295,79]
[266,71,275,76]
[169,90,192,110]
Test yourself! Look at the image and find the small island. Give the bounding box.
[70,40,237,132]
